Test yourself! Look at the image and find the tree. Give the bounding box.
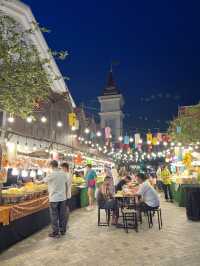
[0,15,68,119]
[168,103,200,143]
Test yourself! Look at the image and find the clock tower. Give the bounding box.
[98,70,124,142]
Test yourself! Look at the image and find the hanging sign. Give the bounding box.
[68,112,77,127]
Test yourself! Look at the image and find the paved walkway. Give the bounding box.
[0,198,200,266]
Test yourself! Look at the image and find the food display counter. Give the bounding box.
[170,166,200,207]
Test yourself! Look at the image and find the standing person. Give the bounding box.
[44,160,68,238]
[61,162,72,230]
[104,164,115,193]
[156,166,163,191]
[111,166,120,187]
[161,165,173,202]
[85,164,97,211]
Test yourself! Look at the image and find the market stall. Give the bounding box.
[0,147,81,252]
[170,152,200,207]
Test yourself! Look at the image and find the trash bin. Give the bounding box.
[185,185,200,221]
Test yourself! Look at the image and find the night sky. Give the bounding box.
[24,0,200,133]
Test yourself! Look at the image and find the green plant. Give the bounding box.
[0,15,68,119]
[168,104,200,143]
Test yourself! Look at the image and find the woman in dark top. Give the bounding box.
[97,176,118,225]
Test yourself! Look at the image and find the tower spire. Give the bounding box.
[102,67,120,96]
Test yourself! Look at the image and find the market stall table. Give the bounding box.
[0,193,81,252]
[170,182,200,208]
[184,184,200,221]
[115,191,138,232]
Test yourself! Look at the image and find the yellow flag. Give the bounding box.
[146,133,153,143]
[152,137,158,145]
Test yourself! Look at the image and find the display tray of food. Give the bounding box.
[1,182,48,205]
[172,175,198,185]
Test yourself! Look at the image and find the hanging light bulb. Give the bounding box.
[21,170,28,178]
[26,116,33,123]
[12,168,19,176]
[57,121,63,127]
[30,170,36,178]
[129,137,134,143]
[8,116,14,123]
[84,128,90,134]
[37,169,43,176]
[118,136,123,142]
[41,116,47,123]
[96,131,102,137]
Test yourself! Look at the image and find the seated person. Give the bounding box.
[115,176,132,192]
[97,176,118,225]
[136,172,160,211]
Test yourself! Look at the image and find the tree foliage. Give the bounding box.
[0,15,68,119]
[168,103,200,143]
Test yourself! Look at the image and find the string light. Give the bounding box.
[8,116,14,123]
[84,128,90,134]
[27,116,33,123]
[96,131,102,137]
[118,136,123,142]
[57,121,63,127]
[41,116,47,123]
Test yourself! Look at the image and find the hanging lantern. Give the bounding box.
[105,127,111,139]
[146,133,153,144]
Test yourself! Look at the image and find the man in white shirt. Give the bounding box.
[136,172,160,211]
[45,160,68,238]
[61,162,72,228]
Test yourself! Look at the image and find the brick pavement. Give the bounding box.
[0,198,200,266]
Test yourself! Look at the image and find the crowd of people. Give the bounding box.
[43,160,173,238]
